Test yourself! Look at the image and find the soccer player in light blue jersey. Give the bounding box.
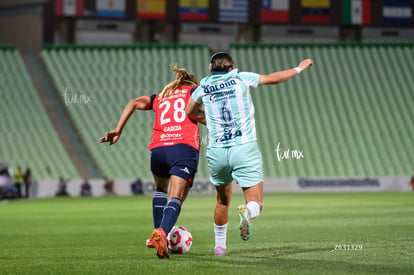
[186,52,313,256]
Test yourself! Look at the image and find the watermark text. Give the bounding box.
[275,142,304,162]
[63,87,92,106]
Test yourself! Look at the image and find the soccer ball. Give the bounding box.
[167,226,193,254]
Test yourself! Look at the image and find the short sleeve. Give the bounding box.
[239,72,260,88]
[147,94,157,110]
[191,86,204,104]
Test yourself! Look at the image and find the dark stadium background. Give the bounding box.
[1,0,413,197]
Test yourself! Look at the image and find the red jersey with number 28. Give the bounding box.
[148,85,200,151]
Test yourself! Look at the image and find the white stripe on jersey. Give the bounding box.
[209,97,222,146]
[246,89,257,141]
[234,82,249,144]
[193,69,260,148]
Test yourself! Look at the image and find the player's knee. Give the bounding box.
[217,196,231,206]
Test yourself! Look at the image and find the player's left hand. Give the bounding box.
[298,59,313,71]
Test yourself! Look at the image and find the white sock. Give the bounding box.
[214,223,228,249]
[246,201,261,220]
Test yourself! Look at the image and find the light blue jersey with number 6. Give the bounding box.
[192,69,260,148]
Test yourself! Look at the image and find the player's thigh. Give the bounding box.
[229,142,263,188]
[206,147,232,186]
[150,147,170,178]
[168,144,199,184]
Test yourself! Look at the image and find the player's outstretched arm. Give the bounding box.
[258,59,313,86]
[99,96,151,145]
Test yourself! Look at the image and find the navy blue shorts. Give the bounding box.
[150,144,199,185]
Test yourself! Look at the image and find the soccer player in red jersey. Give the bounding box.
[100,65,205,259]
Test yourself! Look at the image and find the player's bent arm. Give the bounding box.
[258,58,313,86]
[132,95,151,110]
[186,97,206,125]
[189,108,206,125]
[115,96,151,132]
[99,96,151,145]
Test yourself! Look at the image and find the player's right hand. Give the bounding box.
[99,130,121,145]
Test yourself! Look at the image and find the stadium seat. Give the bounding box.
[230,43,414,177]
[0,48,80,179]
[37,43,414,179]
[41,45,211,179]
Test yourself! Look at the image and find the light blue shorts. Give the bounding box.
[206,142,263,188]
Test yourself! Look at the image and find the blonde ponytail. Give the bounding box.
[158,65,198,100]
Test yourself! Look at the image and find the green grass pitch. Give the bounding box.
[0,192,413,274]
